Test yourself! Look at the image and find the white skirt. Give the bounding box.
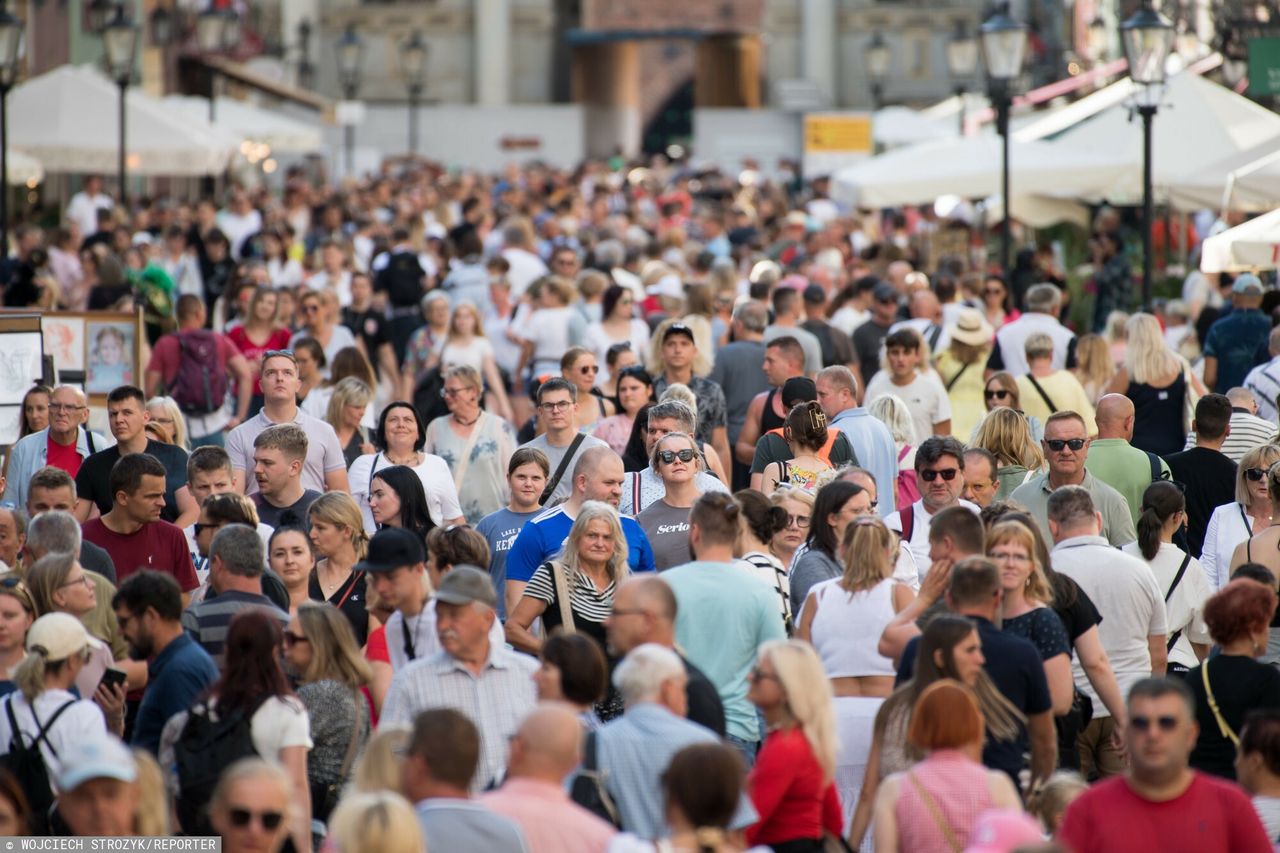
[833,695,884,847]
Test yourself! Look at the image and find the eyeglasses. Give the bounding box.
[983,389,1011,401]
[1045,438,1087,452]
[658,449,697,465]
[227,808,285,831]
[920,468,959,482]
[441,386,472,398]
[749,666,777,682]
[1246,467,1269,482]
[48,403,86,413]
[579,365,599,375]
[192,522,224,537]
[785,513,810,529]
[1130,714,1179,733]
[59,574,93,590]
[283,632,309,647]
[539,401,573,413]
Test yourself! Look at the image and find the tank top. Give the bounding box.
[1127,370,1186,456]
[809,576,898,678]
[760,387,787,433]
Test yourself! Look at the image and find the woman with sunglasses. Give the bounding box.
[972,407,1046,502]
[560,347,616,433]
[1205,445,1280,590]
[593,364,652,456]
[769,485,814,572]
[209,758,294,853]
[0,577,35,698]
[979,274,1019,329]
[291,290,356,380]
[637,432,706,571]
[424,366,517,524]
[583,284,650,383]
[980,372,1044,443]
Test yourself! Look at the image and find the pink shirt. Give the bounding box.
[894,751,995,852]
[482,778,616,853]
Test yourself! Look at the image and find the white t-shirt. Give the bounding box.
[864,370,952,447]
[582,319,651,382]
[246,695,313,759]
[1122,541,1212,670]
[216,208,264,260]
[307,270,354,308]
[519,307,584,375]
[290,326,357,380]
[0,690,107,795]
[348,452,464,532]
[886,499,980,581]
[439,336,495,374]
[66,190,114,237]
[299,385,376,430]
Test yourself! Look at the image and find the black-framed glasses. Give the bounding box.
[983,389,1011,401]
[1045,438,1087,452]
[58,574,93,590]
[539,400,573,412]
[1130,714,1179,733]
[658,449,697,464]
[283,632,309,647]
[441,386,473,398]
[920,468,959,482]
[1246,467,1269,482]
[228,808,285,830]
[785,513,810,529]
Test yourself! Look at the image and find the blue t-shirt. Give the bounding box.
[132,632,219,755]
[475,507,542,620]
[505,505,656,587]
[1205,308,1271,393]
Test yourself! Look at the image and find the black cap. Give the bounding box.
[781,377,818,408]
[872,282,898,303]
[803,284,826,305]
[662,322,696,344]
[355,527,425,573]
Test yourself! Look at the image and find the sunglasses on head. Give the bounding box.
[1045,438,1087,452]
[658,449,697,464]
[920,468,959,482]
[228,808,285,831]
[984,389,1011,401]
[1130,714,1179,733]
[1246,467,1270,482]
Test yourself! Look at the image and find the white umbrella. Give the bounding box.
[1200,208,1280,273]
[164,95,324,154]
[872,106,956,148]
[9,65,238,175]
[5,149,42,185]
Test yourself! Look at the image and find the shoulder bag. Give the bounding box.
[1025,374,1058,413]
[548,560,577,634]
[569,731,621,827]
[907,771,963,853]
[314,690,364,826]
[1201,658,1240,746]
[1165,552,1193,652]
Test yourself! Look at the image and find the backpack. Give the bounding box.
[168,329,228,415]
[174,700,263,836]
[569,731,621,828]
[896,445,921,510]
[377,251,426,307]
[1,696,75,834]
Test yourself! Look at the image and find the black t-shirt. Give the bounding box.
[681,655,726,737]
[1051,575,1103,647]
[76,440,190,523]
[1165,447,1239,559]
[252,489,321,530]
[342,307,390,367]
[852,320,892,387]
[802,319,855,369]
[308,567,370,647]
[1188,654,1280,779]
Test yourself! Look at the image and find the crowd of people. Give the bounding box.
[0,159,1279,853]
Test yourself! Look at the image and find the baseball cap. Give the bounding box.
[356,527,426,574]
[434,565,497,608]
[56,734,138,792]
[781,377,818,408]
[1234,273,1264,295]
[803,284,827,305]
[662,322,697,344]
[27,612,93,661]
[873,282,898,303]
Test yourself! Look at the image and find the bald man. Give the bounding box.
[3,385,114,509]
[1086,393,1172,526]
[890,289,948,352]
[482,704,618,852]
[1189,387,1280,463]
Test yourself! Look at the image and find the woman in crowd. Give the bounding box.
[1237,710,1280,839]
[1204,446,1280,590]
[226,287,291,415]
[309,239,354,306]
[262,230,304,289]
[534,632,609,731]
[600,343,641,405]
[583,284,649,379]
[621,404,655,473]
[735,489,792,635]
[367,465,434,542]
[18,385,50,442]
[745,639,842,850]
[132,748,170,836]
[1074,334,1116,405]
[980,371,1044,443]
[561,347,616,433]
[979,274,1018,329]
[762,401,834,494]
[349,401,466,533]
[593,364,652,456]
[0,577,34,696]
[657,385,729,484]
[872,680,1022,852]
[1123,481,1212,676]
[798,517,914,833]
[770,485,816,574]
[25,554,118,711]
[518,276,583,390]
[934,307,994,441]
[326,791,424,853]
[292,338,328,405]
[326,377,376,467]
[987,521,1073,715]
[867,394,917,476]
[269,527,314,615]
[790,481,875,609]
[292,290,356,377]
[426,301,514,422]
[399,292,453,401]
[146,397,189,450]
[637,432,705,571]
[971,407,1044,501]
[284,602,372,830]
[307,493,374,648]
[424,365,518,524]
[1105,313,1201,456]
[208,758,294,853]
[1188,579,1280,779]
[302,347,378,425]
[351,726,410,796]
[618,743,749,853]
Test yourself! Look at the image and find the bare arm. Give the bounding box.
[227,353,253,424]
[144,368,164,398]
[482,355,515,422]
[711,426,731,483]
[376,343,401,391]
[279,745,313,853]
[1044,652,1075,716]
[871,776,901,853]
[1202,356,1218,392]
[932,419,952,436]
[73,497,95,523]
[173,486,199,530]
[761,461,783,496]
[324,467,351,494]
[1104,367,1130,395]
[848,725,884,849]
[504,579,528,623]
[368,660,393,715]
[735,396,766,465]
[1148,634,1168,677]
[878,557,950,663]
[1027,710,1058,789]
[795,591,818,644]
[504,595,548,654]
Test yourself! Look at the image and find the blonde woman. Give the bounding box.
[745,639,842,848]
[867,395,917,503]
[972,407,1045,501]
[132,748,170,835]
[307,493,376,647]
[1203,445,1280,589]
[1106,312,1205,456]
[327,791,424,853]
[291,290,356,377]
[302,347,378,429]
[658,383,728,484]
[325,377,376,467]
[146,396,189,449]
[987,521,1073,715]
[979,371,1043,443]
[1074,334,1115,405]
[770,485,815,570]
[426,301,513,422]
[351,725,411,795]
[637,432,706,570]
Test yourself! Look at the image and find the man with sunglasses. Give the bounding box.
[886,436,979,571]
[1011,410,1138,548]
[1059,677,1271,852]
[1087,394,1173,526]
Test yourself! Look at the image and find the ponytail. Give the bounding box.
[1136,506,1163,561]
[14,649,48,703]
[1137,480,1185,563]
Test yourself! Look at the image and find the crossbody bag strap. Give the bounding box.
[1025,374,1058,413]
[449,412,490,491]
[368,453,380,494]
[945,360,970,392]
[1166,552,1193,651]
[907,771,963,853]
[549,561,577,634]
[1201,659,1240,746]
[541,434,587,506]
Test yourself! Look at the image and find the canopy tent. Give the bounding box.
[5,150,42,185]
[163,96,324,155]
[1200,208,1280,273]
[8,65,238,175]
[872,106,956,148]
[1164,142,1280,212]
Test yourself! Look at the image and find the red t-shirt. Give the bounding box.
[46,434,83,478]
[226,326,292,395]
[80,517,199,592]
[746,727,843,845]
[1058,772,1272,853]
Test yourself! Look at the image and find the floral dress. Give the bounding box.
[424,411,518,524]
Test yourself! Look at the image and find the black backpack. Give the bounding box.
[174,700,262,836]
[377,251,426,307]
[2,695,76,835]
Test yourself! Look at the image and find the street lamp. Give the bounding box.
[1121,0,1174,309]
[219,9,238,52]
[0,7,22,256]
[401,31,427,156]
[867,31,891,108]
[87,0,115,34]
[980,1,1027,276]
[296,19,314,89]
[1088,16,1108,63]
[946,20,979,134]
[336,24,363,178]
[102,6,138,207]
[148,5,173,46]
[195,6,227,52]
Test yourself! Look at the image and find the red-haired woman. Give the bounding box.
[1188,578,1280,780]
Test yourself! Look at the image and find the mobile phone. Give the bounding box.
[99,668,126,691]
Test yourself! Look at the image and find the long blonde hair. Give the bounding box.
[308,492,370,561]
[325,377,374,430]
[1074,334,1114,401]
[838,517,895,594]
[760,640,836,781]
[563,501,630,583]
[1237,445,1280,506]
[973,407,1044,470]
[868,394,917,446]
[1125,313,1180,385]
[132,748,170,836]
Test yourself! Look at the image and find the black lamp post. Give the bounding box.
[1121,1,1174,309]
[866,31,891,108]
[0,8,22,257]
[946,20,979,134]
[336,24,363,178]
[401,31,427,156]
[980,2,1027,276]
[87,0,115,34]
[102,6,138,208]
[196,7,230,122]
[148,4,173,46]
[296,19,314,89]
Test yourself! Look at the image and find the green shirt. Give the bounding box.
[1009,468,1139,548]
[1084,438,1172,525]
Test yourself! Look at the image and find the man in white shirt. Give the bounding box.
[985,283,1077,378]
[886,436,979,572]
[865,328,952,442]
[1244,327,1280,424]
[215,188,263,260]
[500,219,549,299]
[65,175,114,239]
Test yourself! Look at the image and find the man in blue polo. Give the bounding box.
[504,445,655,618]
[1204,273,1271,393]
[815,365,897,517]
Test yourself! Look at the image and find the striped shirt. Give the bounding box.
[525,561,616,626]
[180,590,290,669]
[1184,410,1279,463]
[1244,357,1280,424]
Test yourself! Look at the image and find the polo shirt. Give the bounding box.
[830,406,898,517]
[504,505,656,586]
[131,632,218,755]
[1085,438,1172,525]
[481,778,617,853]
[1008,469,1137,547]
[1204,308,1270,393]
[76,440,190,523]
[224,408,346,495]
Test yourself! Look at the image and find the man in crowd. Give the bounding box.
[113,570,217,754]
[817,365,897,518]
[27,465,114,592]
[1087,394,1172,525]
[381,567,538,790]
[986,283,1077,377]
[1166,394,1237,558]
[886,436,977,572]
[735,336,809,467]
[1244,325,1280,423]
[4,386,112,509]
[621,401,728,516]
[709,301,771,490]
[1010,411,1137,547]
[81,453,198,595]
[225,350,348,495]
[1048,486,1167,779]
[1209,387,1280,462]
[65,174,113,237]
[650,323,730,470]
[404,708,529,852]
[762,285,823,375]
[801,283,857,369]
[181,523,288,668]
[961,447,999,509]
[250,424,321,528]
[516,378,608,507]
[475,448,549,621]
[663,493,786,762]
[747,378,857,493]
[605,575,726,736]
[851,280,899,389]
[865,328,952,441]
[74,385,191,525]
[53,736,140,838]
[179,446,250,572]
[1204,273,1271,393]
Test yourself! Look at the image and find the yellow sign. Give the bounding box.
[804,114,873,154]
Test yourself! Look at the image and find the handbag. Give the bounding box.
[548,560,577,634]
[1201,658,1240,746]
[569,731,621,827]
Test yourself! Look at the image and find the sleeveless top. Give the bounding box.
[894,751,996,852]
[761,388,787,433]
[809,576,898,678]
[780,459,829,493]
[1127,370,1186,456]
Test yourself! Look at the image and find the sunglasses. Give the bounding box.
[192,522,224,537]
[1130,714,1179,733]
[1246,467,1270,482]
[920,468,959,482]
[283,632,309,647]
[658,449,697,464]
[227,808,285,831]
[984,389,1011,401]
[1045,438,1087,452]
[579,365,599,375]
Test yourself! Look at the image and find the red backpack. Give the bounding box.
[169,329,228,415]
[896,445,921,510]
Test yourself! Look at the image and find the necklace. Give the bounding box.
[453,410,481,427]
[385,450,420,466]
